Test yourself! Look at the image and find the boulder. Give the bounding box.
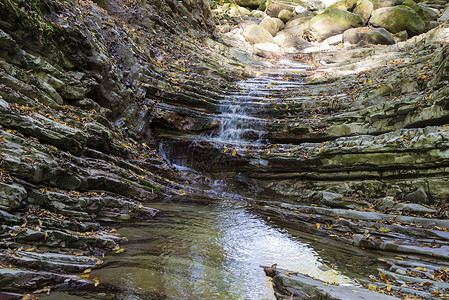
[370,6,426,36]
[353,0,374,23]
[260,16,285,36]
[328,0,358,11]
[395,30,408,41]
[243,24,276,44]
[251,9,267,18]
[404,187,429,204]
[302,0,333,12]
[274,31,313,48]
[305,8,364,41]
[235,0,266,7]
[401,0,430,27]
[278,9,294,22]
[265,0,305,17]
[372,0,394,9]
[322,33,343,45]
[343,27,395,45]
[253,42,281,57]
[421,6,439,21]
[281,17,312,37]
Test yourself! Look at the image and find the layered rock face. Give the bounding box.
[0,0,247,295]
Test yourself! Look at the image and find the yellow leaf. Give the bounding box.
[284,272,292,277]
[316,223,320,229]
[395,256,404,260]
[38,219,43,227]
[80,274,90,278]
[387,285,392,291]
[94,278,100,287]
[232,149,237,156]
[84,269,91,274]
[414,267,427,272]
[379,228,390,232]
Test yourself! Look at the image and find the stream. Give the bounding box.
[42,59,383,299]
[43,200,385,299]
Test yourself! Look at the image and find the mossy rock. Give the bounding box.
[353,0,374,23]
[370,5,426,36]
[305,8,364,41]
[235,0,266,8]
[328,0,358,11]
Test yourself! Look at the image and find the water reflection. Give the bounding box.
[86,201,350,299]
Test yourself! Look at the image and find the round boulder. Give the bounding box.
[343,27,395,44]
[260,16,285,36]
[305,8,364,41]
[278,9,294,22]
[328,0,358,11]
[243,24,276,44]
[353,0,374,23]
[369,5,426,36]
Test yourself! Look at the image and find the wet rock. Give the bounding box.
[260,16,285,36]
[1,250,101,273]
[370,6,426,36]
[243,24,276,44]
[263,266,399,299]
[0,182,26,211]
[404,187,429,204]
[305,8,364,41]
[343,27,395,45]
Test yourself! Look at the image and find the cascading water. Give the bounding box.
[213,59,310,145]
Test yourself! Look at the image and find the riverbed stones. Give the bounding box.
[243,24,276,44]
[305,8,364,41]
[343,27,395,45]
[370,6,426,35]
[260,16,285,36]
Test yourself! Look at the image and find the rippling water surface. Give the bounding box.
[82,201,352,299]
